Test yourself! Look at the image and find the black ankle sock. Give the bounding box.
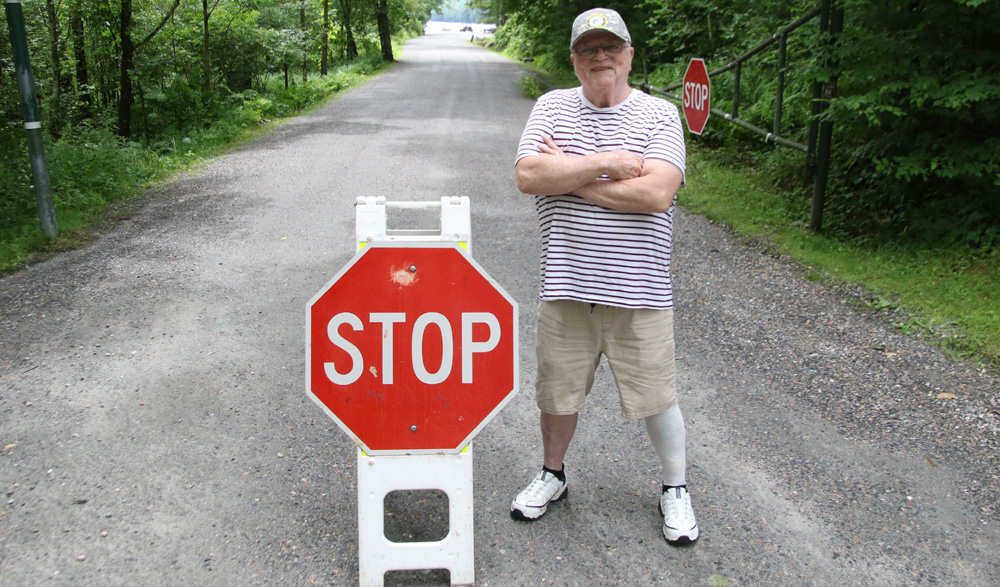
[543,465,565,482]
[663,484,687,493]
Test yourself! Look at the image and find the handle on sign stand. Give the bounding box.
[355,196,472,254]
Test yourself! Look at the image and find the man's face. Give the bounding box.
[571,31,634,95]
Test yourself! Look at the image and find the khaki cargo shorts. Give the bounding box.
[535,299,677,419]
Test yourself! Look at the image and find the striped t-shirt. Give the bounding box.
[516,87,686,310]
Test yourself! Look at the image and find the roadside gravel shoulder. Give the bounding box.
[673,208,1000,522]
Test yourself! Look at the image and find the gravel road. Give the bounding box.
[1,32,998,586]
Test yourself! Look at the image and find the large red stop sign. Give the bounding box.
[682,58,711,135]
[306,242,518,455]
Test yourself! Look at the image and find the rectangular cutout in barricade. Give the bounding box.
[305,196,519,586]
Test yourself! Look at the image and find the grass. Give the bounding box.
[682,149,1000,367]
[0,54,392,273]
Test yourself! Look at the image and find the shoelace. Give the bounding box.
[663,488,694,527]
[524,473,560,505]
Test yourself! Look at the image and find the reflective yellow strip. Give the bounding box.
[360,446,470,456]
[358,241,464,250]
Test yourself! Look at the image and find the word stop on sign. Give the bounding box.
[684,81,710,111]
[324,311,501,386]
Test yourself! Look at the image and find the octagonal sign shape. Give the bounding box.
[306,242,518,455]
[682,58,711,135]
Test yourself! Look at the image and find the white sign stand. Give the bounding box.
[357,448,475,587]
[355,195,471,252]
[353,196,476,587]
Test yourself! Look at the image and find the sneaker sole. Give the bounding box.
[663,527,698,546]
[659,502,699,546]
[510,485,567,521]
[664,532,698,546]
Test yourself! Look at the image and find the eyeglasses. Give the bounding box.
[573,42,630,58]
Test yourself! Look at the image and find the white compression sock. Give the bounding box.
[644,403,687,487]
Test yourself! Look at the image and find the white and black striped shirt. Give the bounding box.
[516,87,686,310]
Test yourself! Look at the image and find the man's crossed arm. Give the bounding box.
[516,135,683,213]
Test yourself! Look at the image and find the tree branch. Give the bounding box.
[136,0,181,50]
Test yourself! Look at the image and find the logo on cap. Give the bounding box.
[586,14,608,30]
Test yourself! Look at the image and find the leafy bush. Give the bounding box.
[822,0,1000,250]
[520,75,546,100]
[0,54,388,271]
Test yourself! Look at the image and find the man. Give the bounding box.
[510,8,698,546]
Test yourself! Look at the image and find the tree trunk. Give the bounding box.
[117,0,135,137]
[300,2,308,83]
[117,0,179,136]
[70,1,91,119]
[321,0,329,76]
[202,0,211,94]
[44,0,62,124]
[338,0,357,60]
[376,0,393,62]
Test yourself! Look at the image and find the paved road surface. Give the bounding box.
[2,32,998,586]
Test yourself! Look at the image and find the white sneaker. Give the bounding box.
[510,469,567,521]
[659,486,699,545]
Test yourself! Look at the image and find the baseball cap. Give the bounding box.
[570,8,631,49]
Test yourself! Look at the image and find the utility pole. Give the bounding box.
[5,0,58,237]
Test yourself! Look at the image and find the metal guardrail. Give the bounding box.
[636,1,843,232]
[636,6,820,153]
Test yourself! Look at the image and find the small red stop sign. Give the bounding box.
[306,242,519,455]
[682,58,711,135]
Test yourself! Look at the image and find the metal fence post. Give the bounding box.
[631,4,835,229]
[806,0,830,176]
[732,62,742,119]
[4,0,58,237]
[774,31,788,136]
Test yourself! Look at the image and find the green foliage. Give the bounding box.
[0,150,34,234]
[642,0,802,65]
[0,123,170,271]
[520,75,545,100]
[821,0,1000,250]
[394,0,443,36]
[494,0,1000,254]
[0,0,433,270]
[47,125,160,210]
[0,53,389,272]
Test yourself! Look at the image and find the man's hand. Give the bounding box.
[537,136,642,181]
[602,149,643,181]
[537,135,565,156]
[517,135,647,197]
[574,158,682,213]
